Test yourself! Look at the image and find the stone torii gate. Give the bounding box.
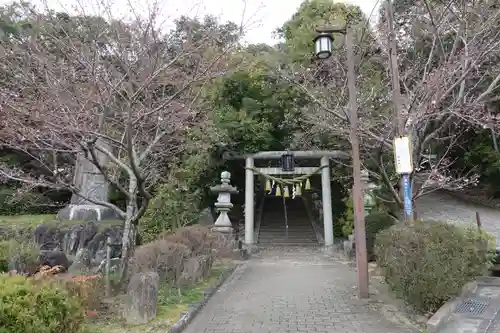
[225,150,349,247]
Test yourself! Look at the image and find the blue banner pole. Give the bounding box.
[402,173,413,221]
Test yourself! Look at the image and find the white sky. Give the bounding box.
[0,0,381,44]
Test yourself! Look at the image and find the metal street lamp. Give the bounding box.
[313,23,369,299]
[313,32,334,59]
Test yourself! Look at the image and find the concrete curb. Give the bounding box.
[169,264,237,333]
[426,297,461,333]
[425,278,500,333]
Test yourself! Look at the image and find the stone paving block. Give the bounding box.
[182,248,418,333]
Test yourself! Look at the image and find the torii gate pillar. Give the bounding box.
[244,157,255,245]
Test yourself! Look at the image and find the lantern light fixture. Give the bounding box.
[313,32,334,59]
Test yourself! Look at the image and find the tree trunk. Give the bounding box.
[120,177,138,281]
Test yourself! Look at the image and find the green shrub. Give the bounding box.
[338,198,354,238]
[0,241,8,272]
[0,274,85,333]
[0,187,61,215]
[140,154,218,242]
[0,240,39,273]
[375,221,493,313]
[365,211,396,260]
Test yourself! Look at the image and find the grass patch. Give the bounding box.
[0,214,123,241]
[86,265,231,333]
[0,214,59,228]
[0,214,123,229]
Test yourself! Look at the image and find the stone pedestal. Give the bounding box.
[58,139,119,221]
[57,204,121,221]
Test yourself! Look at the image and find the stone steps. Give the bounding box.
[258,197,319,247]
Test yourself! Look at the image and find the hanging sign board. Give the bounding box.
[393,136,413,174]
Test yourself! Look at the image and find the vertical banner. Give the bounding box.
[402,173,412,218]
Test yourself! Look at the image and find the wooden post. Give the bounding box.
[385,0,414,223]
[346,25,369,299]
[476,212,482,231]
[105,236,112,297]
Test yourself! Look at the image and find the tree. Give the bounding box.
[276,0,500,211]
[0,2,243,275]
[210,70,308,154]
[375,0,500,200]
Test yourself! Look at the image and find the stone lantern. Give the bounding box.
[210,171,239,234]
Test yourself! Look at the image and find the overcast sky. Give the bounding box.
[0,0,381,44]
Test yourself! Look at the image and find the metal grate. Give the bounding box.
[455,299,489,315]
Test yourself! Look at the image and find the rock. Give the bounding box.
[63,224,83,255]
[343,237,356,260]
[38,250,70,270]
[81,221,99,247]
[124,272,159,325]
[62,221,99,256]
[68,248,92,273]
[93,249,107,267]
[31,221,124,270]
[96,257,121,274]
[179,255,213,286]
[34,224,63,251]
[87,226,123,265]
[198,208,214,226]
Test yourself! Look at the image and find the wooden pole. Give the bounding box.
[105,236,112,297]
[346,25,369,299]
[385,0,413,224]
[476,212,482,231]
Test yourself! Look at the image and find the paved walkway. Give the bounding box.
[416,191,500,246]
[183,248,418,333]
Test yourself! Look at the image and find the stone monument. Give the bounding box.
[57,139,121,221]
[124,272,159,324]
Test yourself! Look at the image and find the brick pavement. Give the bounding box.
[182,247,418,333]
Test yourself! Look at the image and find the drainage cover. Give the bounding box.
[455,299,489,316]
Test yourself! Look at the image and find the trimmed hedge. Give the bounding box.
[0,274,85,333]
[365,212,396,260]
[375,221,493,313]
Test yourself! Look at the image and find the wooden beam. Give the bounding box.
[223,150,350,160]
[254,167,319,175]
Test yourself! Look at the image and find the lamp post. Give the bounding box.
[314,24,369,299]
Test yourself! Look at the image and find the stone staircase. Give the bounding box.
[257,196,320,247]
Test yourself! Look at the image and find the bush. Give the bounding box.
[129,238,191,285]
[166,225,223,256]
[140,154,218,242]
[365,212,396,260]
[338,198,354,238]
[0,187,62,215]
[129,226,232,286]
[65,274,105,313]
[375,221,493,313]
[0,239,39,273]
[0,274,85,333]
